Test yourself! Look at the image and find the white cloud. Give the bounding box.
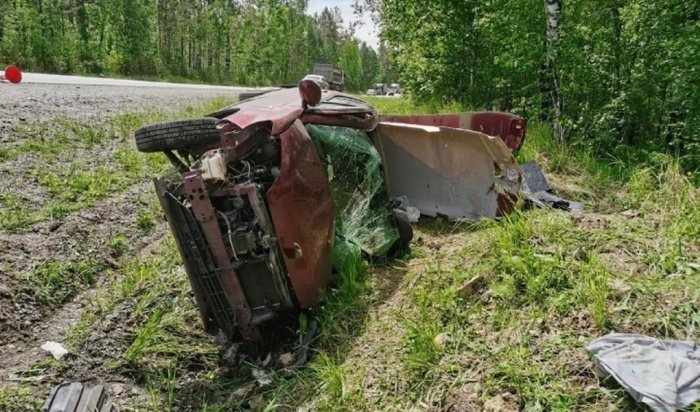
[307,0,379,49]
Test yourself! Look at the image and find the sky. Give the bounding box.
[307,0,379,49]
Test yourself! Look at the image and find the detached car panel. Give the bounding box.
[374,123,522,219]
[380,112,526,152]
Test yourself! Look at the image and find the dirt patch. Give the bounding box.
[0,84,244,408]
[0,182,168,343]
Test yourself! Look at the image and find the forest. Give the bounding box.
[3,0,697,170]
[0,0,385,91]
[363,0,699,171]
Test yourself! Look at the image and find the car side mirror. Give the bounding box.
[299,79,322,109]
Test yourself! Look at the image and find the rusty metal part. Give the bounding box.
[373,122,522,219]
[300,112,377,131]
[380,112,526,152]
[183,171,260,341]
[155,178,218,334]
[266,120,335,308]
[210,183,294,310]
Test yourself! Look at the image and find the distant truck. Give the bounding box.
[312,64,344,91]
[389,83,400,96]
[375,83,387,95]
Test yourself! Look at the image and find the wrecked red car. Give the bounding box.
[134,81,525,343]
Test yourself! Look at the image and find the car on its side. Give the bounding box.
[133,81,526,344]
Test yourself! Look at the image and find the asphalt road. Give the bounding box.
[0,72,266,136]
[4,71,257,92]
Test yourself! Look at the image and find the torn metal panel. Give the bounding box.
[373,122,522,219]
[380,112,526,152]
[521,160,552,193]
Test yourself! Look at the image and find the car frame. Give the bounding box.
[134,81,526,342]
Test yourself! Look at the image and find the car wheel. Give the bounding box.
[134,118,219,153]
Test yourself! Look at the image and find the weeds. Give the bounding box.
[26,258,103,305]
[0,387,41,411]
[4,98,698,411]
[0,96,235,233]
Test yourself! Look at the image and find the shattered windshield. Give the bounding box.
[305,124,399,258]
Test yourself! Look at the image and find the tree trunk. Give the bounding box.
[544,0,565,143]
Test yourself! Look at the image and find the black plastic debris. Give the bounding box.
[521,161,582,212]
[43,382,117,412]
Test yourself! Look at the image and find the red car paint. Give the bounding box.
[225,88,305,134]
[380,112,526,152]
[266,120,336,308]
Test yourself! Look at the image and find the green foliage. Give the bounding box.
[338,39,364,91]
[27,258,103,305]
[374,0,700,170]
[0,1,381,88]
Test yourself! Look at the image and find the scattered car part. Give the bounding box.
[587,333,700,412]
[0,65,22,84]
[373,122,522,219]
[134,118,219,153]
[43,382,117,412]
[380,112,527,152]
[521,161,583,212]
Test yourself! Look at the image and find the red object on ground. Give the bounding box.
[1,65,22,84]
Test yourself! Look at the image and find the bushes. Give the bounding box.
[377,0,700,171]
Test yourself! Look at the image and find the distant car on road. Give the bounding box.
[388,83,401,96]
[366,89,376,96]
[302,74,329,91]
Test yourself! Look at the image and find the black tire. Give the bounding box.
[134,118,219,153]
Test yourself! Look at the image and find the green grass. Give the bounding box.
[5,96,698,411]
[363,95,468,115]
[0,96,235,232]
[25,258,104,305]
[0,387,41,411]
